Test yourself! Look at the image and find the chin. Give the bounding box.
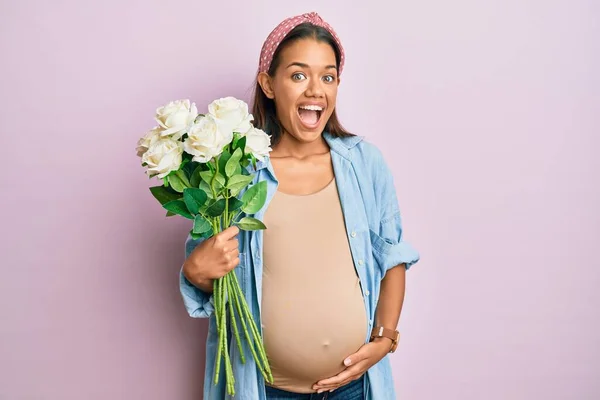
[291,125,324,142]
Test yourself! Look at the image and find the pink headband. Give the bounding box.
[258,12,345,76]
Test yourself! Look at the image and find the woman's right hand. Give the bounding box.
[182,226,241,293]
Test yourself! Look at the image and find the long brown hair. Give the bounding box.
[251,22,355,147]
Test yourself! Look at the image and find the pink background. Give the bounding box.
[1,0,598,399]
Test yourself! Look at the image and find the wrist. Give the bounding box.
[183,260,214,293]
[370,326,400,353]
[371,336,393,350]
[196,277,214,293]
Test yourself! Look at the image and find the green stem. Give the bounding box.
[214,276,223,385]
[213,278,220,330]
[227,272,245,364]
[231,210,243,225]
[223,275,235,396]
[231,272,272,382]
[230,270,268,379]
[209,160,218,200]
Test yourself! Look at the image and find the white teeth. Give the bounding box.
[299,105,323,111]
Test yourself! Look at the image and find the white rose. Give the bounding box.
[141,137,183,179]
[155,99,198,140]
[136,126,162,158]
[184,115,233,163]
[208,96,253,135]
[243,127,272,161]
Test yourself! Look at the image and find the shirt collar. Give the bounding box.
[252,131,364,174]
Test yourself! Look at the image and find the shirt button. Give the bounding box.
[365,290,370,296]
[350,231,356,238]
[369,319,373,325]
[358,259,364,266]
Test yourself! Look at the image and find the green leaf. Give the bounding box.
[190,164,203,188]
[226,174,254,196]
[167,173,185,193]
[218,150,232,174]
[234,136,247,154]
[163,200,193,219]
[183,188,208,214]
[236,217,266,231]
[241,181,267,214]
[193,215,212,234]
[228,197,244,212]
[166,210,175,217]
[205,199,226,217]
[149,186,180,206]
[199,170,212,184]
[200,170,226,189]
[182,159,197,179]
[175,169,191,187]
[199,180,215,199]
[190,231,203,240]
[200,229,213,239]
[225,148,243,177]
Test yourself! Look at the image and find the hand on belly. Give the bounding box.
[262,310,367,392]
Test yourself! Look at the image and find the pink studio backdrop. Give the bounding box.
[1,0,598,399]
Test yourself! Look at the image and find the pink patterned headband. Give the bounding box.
[258,12,345,76]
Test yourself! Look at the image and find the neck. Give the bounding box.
[271,130,330,159]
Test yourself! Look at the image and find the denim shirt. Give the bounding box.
[179,132,420,400]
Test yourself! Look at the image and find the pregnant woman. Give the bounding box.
[180,11,420,400]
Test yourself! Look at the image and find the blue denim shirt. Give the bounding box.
[179,132,420,399]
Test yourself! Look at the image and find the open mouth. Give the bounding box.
[298,105,324,127]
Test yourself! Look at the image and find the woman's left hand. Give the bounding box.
[312,338,392,393]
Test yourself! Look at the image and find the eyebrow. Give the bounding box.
[286,62,337,70]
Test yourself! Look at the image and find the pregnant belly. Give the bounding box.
[262,296,368,393]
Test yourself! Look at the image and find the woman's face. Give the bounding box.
[259,38,339,144]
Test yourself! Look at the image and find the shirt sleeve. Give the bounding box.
[371,147,421,273]
[179,233,216,318]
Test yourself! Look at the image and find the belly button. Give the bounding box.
[323,341,330,347]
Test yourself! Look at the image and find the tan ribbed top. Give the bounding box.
[261,177,368,393]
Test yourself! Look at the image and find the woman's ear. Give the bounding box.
[257,72,275,99]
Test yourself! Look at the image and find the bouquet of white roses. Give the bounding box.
[136,97,274,395]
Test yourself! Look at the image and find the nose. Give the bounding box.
[305,77,324,98]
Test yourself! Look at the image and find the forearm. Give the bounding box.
[374,264,406,330]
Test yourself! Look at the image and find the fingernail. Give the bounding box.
[331,389,336,392]
[318,389,323,393]
[344,358,352,366]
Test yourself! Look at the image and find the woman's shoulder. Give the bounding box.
[351,137,389,170]
[325,132,389,170]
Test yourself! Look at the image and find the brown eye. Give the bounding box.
[323,75,335,83]
[292,73,306,81]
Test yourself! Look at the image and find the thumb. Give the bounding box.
[218,225,239,240]
[343,345,368,367]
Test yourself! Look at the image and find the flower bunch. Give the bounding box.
[137,97,274,395]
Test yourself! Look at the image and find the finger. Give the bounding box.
[222,239,239,254]
[228,247,240,258]
[226,256,240,271]
[316,377,354,393]
[223,248,240,264]
[342,345,369,368]
[315,361,368,388]
[315,368,354,387]
[218,225,239,240]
